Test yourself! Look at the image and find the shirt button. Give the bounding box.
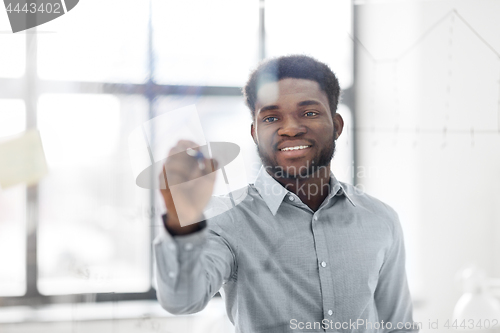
[314,216,318,221]
[328,310,333,316]
[184,243,193,251]
[288,195,294,201]
[168,271,176,278]
[321,261,327,268]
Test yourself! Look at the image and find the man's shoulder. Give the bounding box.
[340,181,400,227]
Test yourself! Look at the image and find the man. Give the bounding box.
[154,55,417,332]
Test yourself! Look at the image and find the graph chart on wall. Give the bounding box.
[354,0,500,149]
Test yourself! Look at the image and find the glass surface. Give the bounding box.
[152,0,260,86]
[153,95,258,194]
[266,0,353,89]
[0,11,25,78]
[0,100,26,138]
[0,100,26,296]
[37,0,148,83]
[153,97,353,186]
[37,94,151,295]
[0,186,26,297]
[331,104,354,184]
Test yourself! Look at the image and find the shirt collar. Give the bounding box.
[254,167,289,216]
[253,166,356,216]
[329,173,356,207]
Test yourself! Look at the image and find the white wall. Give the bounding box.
[355,0,500,327]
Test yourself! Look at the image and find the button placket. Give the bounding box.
[311,215,336,331]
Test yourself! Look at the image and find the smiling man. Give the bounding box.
[154,55,418,332]
[250,74,342,212]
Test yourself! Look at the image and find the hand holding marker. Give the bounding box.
[186,144,235,206]
[186,148,206,170]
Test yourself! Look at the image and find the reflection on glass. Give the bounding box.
[37,0,148,83]
[266,0,353,89]
[0,101,26,296]
[155,96,259,187]
[152,0,259,86]
[37,94,150,294]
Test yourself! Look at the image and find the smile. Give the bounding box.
[279,145,311,151]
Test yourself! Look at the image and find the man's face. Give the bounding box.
[251,78,343,179]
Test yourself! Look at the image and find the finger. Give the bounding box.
[177,140,200,151]
[159,165,171,191]
[166,163,203,180]
[168,145,184,157]
[168,140,200,157]
[164,161,205,186]
[202,158,218,174]
[165,151,200,176]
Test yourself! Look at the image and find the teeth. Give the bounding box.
[280,145,310,151]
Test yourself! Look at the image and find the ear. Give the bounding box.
[332,113,344,140]
[250,122,257,144]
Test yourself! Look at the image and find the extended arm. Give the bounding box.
[154,214,236,315]
[153,139,234,314]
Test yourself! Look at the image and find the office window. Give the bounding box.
[152,0,260,86]
[0,186,26,297]
[0,0,355,305]
[37,0,149,83]
[0,100,26,296]
[331,105,354,183]
[37,94,150,295]
[0,15,25,78]
[266,0,353,89]
[0,100,26,138]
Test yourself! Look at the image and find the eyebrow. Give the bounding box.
[297,100,321,107]
[258,100,322,114]
[259,105,280,113]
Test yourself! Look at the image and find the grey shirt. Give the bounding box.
[153,167,417,333]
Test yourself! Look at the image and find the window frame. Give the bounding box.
[0,0,356,307]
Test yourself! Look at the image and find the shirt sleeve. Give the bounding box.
[374,210,419,333]
[153,213,236,315]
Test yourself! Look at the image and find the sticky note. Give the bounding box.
[0,129,48,189]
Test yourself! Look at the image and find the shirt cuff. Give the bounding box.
[161,213,207,236]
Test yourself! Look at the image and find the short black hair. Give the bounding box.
[243,55,341,120]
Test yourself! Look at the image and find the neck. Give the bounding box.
[270,165,331,212]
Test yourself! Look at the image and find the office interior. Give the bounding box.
[0,0,499,332]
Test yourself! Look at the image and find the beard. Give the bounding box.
[257,133,336,180]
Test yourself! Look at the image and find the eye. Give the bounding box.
[305,111,318,117]
[263,116,278,123]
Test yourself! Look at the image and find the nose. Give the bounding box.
[277,116,306,137]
